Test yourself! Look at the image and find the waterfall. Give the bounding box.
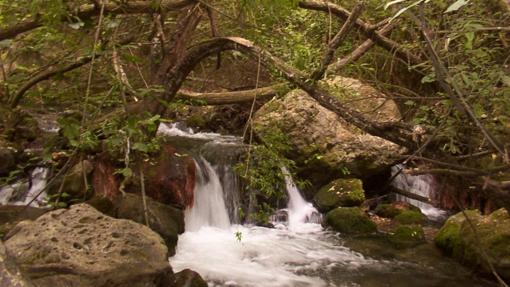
[0,167,49,207]
[171,163,370,287]
[185,158,232,231]
[281,167,321,230]
[391,164,447,220]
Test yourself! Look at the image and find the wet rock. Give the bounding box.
[393,209,426,225]
[435,209,510,279]
[374,201,420,219]
[324,207,377,235]
[0,206,47,239]
[48,160,94,200]
[388,224,426,249]
[0,138,17,176]
[124,144,196,208]
[0,241,35,287]
[3,204,174,287]
[314,178,365,213]
[254,76,405,186]
[174,269,208,287]
[113,193,185,256]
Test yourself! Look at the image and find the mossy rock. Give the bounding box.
[435,209,510,280]
[388,224,426,249]
[374,201,420,219]
[324,207,377,235]
[394,209,426,225]
[314,178,365,213]
[434,210,480,258]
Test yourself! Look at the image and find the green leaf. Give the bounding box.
[445,0,469,13]
[464,31,474,50]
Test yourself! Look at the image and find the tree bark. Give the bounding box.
[176,84,289,105]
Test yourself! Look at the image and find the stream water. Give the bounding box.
[163,124,496,287]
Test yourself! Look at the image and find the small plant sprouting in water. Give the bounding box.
[235,231,243,242]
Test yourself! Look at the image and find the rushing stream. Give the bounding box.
[163,124,496,287]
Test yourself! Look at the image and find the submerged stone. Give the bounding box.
[324,207,377,235]
[388,224,426,248]
[314,178,365,213]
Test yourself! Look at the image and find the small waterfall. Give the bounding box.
[172,165,370,287]
[281,167,321,230]
[0,167,49,207]
[185,158,233,231]
[391,164,447,220]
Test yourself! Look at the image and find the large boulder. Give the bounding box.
[313,178,365,213]
[434,209,510,279]
[254,76,405,185]
[324,207,377,235]
[112,193,185,256]
[3,204,174,287]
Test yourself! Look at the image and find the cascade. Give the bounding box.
[0,167,49,207]
[164,123,491,287]
[391,164,447,220]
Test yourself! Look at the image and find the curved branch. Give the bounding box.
[177,84,289,105]
[141,37,415,148]
[0,0,196,41]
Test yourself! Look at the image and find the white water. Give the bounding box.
[281,167,321,232]
[171,160,373,287]
[158,122,241,143]
[391,164,447,220]
[0,167,49,207]
[185,158,231,231]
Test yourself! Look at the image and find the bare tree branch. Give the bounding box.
[298,0,423,66]
[312,2,364,80]
[177,84,289,105]
[0,0,196,41]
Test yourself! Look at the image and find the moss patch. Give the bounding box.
[389,224,426,249]
[394,210,426,225]
[314,178,365,213]
[325,207,377,235]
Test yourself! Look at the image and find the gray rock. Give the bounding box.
[254,76,405,185]
[4,204,174,287]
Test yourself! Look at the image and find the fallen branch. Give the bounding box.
[177,83,289,105]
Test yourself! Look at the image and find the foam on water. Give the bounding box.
[391,164,448,220]
[0,167,48,207]
[171,158,373,287]
[158,122,241,143]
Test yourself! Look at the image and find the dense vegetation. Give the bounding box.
[0,0,509,214]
